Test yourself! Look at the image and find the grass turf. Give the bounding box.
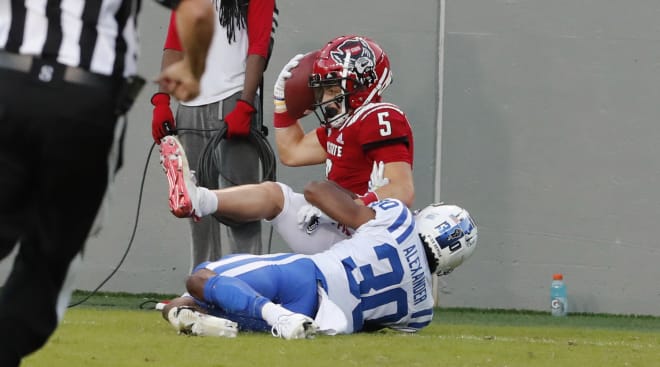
[21,291,660,367]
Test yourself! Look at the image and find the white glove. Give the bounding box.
[296,204,335,230]
[273,54,304,101]
[368,161,390,192]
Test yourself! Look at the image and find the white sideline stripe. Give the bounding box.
[421,334,657,349]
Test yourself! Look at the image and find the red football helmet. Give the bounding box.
[308,35,392,127]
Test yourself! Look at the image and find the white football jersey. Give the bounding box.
[310,199,434,333]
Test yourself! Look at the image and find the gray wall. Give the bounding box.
[2,0,659,317]
[440,0,660,316]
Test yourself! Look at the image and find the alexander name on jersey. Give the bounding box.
[403,242,429,306]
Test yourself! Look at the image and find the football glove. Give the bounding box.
[368,161,390,192]
[151,92,176,144]
[273,54,304,113]
[225,99,255,139]
[296,204,335,230]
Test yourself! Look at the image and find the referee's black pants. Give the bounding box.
[0,68,122,366]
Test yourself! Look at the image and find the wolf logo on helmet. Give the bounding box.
[329,38,377,85]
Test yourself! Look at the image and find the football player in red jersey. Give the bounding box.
[160,35,416,254]
[273,35,415,208]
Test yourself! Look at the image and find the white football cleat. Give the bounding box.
[271,313,319,340]
[167,307,238,338]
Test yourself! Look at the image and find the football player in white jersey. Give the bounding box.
[161,180,477,339]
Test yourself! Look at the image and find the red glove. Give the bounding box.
[151,93,175,144]
[225,99,255,139]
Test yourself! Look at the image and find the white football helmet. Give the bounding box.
[415,203,477,276]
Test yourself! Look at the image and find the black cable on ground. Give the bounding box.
[68,142,156,308]
[139,299,160,310]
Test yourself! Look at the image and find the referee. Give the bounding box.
[0,1,213,366]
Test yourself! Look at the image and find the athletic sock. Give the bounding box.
[261,302,295,326]
[196,187,218,217]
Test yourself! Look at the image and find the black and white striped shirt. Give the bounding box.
[0,0,142,78]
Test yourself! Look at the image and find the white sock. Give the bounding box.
[196,187,218,217]
[261,302,293,326]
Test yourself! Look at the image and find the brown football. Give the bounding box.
[284,50,320,119]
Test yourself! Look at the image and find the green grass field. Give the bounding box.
[22,291,660,367]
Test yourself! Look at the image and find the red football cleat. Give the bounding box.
[159,136,200,221]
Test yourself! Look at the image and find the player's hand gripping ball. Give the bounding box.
[284,50,320,119]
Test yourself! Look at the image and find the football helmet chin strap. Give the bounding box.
[314,92,350,128]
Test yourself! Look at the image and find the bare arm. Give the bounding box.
[158,48,183,93]
[241,0,273,105]
[156,0,213,101]
[174,0,212,79]
[275,127,327,166]
[304,180,375,229]
[241,54,267,105]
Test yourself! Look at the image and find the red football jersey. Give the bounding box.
[315,102,414,195]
